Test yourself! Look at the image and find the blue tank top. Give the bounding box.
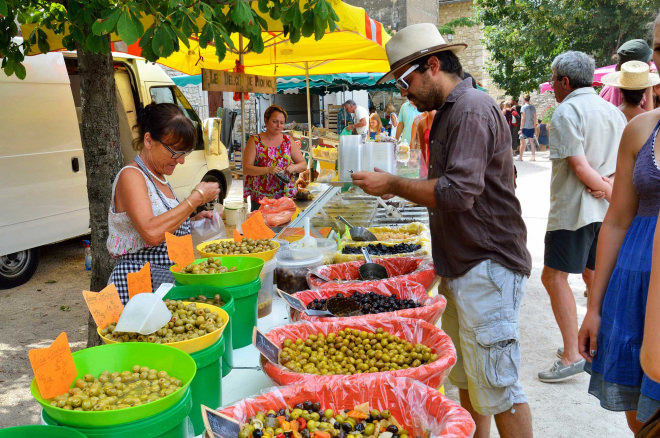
[633,118,660,217]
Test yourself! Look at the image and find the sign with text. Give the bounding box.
[202,405,241,438]
[83,284,124,329]
[29,332,77,399]
[252,327,281,364]
[127,262,152,299]
[276,288,306,312]
[202,69,277,94]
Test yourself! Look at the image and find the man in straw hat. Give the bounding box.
[351,23,533,437]
[538,51,626,384]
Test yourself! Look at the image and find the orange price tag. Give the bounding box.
[241,211,275,240]
[83,284,124,329]
[28,332,77,399]
[127,262,152,299]
[166,233,195,271]
[233,228,243,242]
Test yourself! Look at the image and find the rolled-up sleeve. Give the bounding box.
[549,108,584,159]
[433,111,492,212]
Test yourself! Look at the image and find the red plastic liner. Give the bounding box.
[291,278,446,325]
[218,375,475,438]
[262,316,456,390]
[306,256,436,290]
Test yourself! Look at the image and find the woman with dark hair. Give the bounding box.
[107,103,220,304]
[600,60,660,122]
[243,104,307,211]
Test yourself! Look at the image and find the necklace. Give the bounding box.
[138,155,168,185]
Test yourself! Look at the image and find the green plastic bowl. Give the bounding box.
[170,257,264,288]
[31,343,196,428]
[0,425,87,437]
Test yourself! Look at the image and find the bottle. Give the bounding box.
[82,240,91,270]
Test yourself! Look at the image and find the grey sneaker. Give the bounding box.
[557,347,564,358]
[538,359,585,383]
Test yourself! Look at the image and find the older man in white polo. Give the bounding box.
[351,23,533,438]
[343,99,369,135]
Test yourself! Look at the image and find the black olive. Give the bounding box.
[337,433,346,438]
[387,425,398,434]
[278,408,286,416]
[341,422,353,432]
[355,423,365,432]
[253,430,263,438]
[312,401,321,412]
[301,430,310,438]
[334,423,342,430]
[303,401,312,411]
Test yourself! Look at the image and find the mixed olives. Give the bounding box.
[239,401,410,438]
[341,243,421,256]
[47,366,182,411]
[202,238,278,255]
[101,300,224,343]
[279,328,438,375]
[307,292,421,316]
[182,258,237,274]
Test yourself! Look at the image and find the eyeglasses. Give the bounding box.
[395,64,420,90]
[158,139,193,159]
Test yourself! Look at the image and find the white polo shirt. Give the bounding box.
[547,87,627,231]
[352,105,369,135]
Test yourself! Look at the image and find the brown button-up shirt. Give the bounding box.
[428,78,531,278]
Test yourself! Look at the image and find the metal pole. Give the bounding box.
[239,35,246,153]
[305,61,313,169]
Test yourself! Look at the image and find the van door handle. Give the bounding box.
[72,157,80,173]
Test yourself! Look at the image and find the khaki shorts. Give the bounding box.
[440,259,528,415]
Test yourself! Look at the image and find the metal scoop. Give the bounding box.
[358,247,388,281]
[304,296,362,317]
[337,215,377,242]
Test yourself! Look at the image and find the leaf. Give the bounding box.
[0,0,8,17]
[301,17,314,37]
[36,29,50,55]
[59,306,71,312]
[117,9,140,45]
[212,34,227,61]
[4,60,14,77]
[85,33,106,53]
[171,25,191,49]
[250,33,264,53]
[92,8,121,36]
[313,14,325,40]
[45,280,57,284]
[151,26,174,58]
[230,0,251,27]
[198,23,212,48]
[314,1,328,20]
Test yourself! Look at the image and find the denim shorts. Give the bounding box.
[440,259,528,415]
[521,128,535,139]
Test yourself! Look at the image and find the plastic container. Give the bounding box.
[223,202,243,226]
[222,278,261,348]
[276,254,324,294]
[258,258,277,318]
[189,336,225,435]
[42,387,194,438]
[170,256,264,288]
[98,303,229,354]
[83,240,91,271]
[164,285,235,376]
[31,343,196,428]
[197,239,280,262]
[0,425,87,437]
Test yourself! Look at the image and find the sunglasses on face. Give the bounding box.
[157,139,193,159]
[395,64,420,90]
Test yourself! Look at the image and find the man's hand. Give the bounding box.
[587,176,613,201]
[351,168,394,198]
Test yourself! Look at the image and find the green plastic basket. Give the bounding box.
[31,343,196,427]
[170,256,264,288]
[189,337,224,435]
[223,278,261,349]
[0,425,87,437]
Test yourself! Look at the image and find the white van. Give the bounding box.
[0,48,232,288]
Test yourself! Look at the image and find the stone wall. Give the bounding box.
[438,0,507,100]
[344,0,437,30]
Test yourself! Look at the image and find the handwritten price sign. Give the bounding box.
[83,284,124,329]
[166,233,195,271]
[29,332,77,399]
[127,262,152,299]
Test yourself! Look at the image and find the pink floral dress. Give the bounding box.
[244,134,297,202]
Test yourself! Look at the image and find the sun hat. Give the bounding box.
[376,23,467,84]
[617,39,652,64]
[601,60,660,90]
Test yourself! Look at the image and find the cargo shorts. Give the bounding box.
[440,259,528,415]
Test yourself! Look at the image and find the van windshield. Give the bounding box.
[150,86,204,150]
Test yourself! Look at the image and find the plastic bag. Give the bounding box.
[316,168,336,183]
[308,256,436,290]
[261,316,456,390]
[290,278,446,325]
[217,375,475,438]
[190,210,226,251]
[258,197,297,227]
[340,127,352,136]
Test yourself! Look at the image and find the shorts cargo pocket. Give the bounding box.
[474,322,521,388]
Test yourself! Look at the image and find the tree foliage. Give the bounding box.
[469,0,658,97]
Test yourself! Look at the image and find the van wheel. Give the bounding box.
[200,173,226,210]
[0,248,39,288]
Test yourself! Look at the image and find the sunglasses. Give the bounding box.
[395,64,420,90]
[157,139,193,159]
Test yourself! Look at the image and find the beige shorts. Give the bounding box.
[440,259,528,415]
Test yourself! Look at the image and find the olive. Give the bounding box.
[312,401,321,412]
[303,401,313,411]
[253,430,263,438]
[386,425,398,434]
[355,423,365,432]
[341,422,353,432]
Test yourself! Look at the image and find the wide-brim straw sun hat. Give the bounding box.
[377,23,467,84]
[601,60,660,90]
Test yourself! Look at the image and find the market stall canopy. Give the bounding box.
[171,72,397,94]
[540,62,657,93]
[23,1,391,76]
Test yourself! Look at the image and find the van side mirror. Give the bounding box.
[202,117,224,156]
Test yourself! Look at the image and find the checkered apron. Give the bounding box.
[109,156,191,304]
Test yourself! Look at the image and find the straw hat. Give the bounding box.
[601,60,660,90]
[377,23,467,84]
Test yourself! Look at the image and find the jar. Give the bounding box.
[258,258,277,318]
[275,254,324,294]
